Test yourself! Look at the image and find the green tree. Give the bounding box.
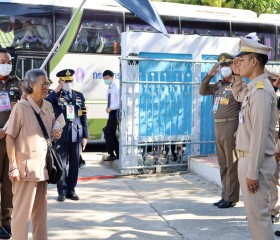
[236,0,280,14]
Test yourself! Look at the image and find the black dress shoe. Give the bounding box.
[79,160,86,169]
[57,194,66,202]
[66,193,80,201]
[213,199,224,206]
[0,226,10,239]
[3,225,11,235]
[275,230,280,237]
[218,200,236,208]
[104,155,116,161]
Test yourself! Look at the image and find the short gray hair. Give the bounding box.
[23,69,47,94]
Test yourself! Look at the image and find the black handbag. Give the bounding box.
[33,110,63,184]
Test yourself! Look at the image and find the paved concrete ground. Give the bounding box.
[25,152,280,239]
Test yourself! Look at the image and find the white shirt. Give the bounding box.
[106,79,120,110]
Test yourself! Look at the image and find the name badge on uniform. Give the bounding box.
[78,109,83,116]
[239,111,244,124]
[66,104,75,120]
[213,97,220,111]
[220,97,229,105]
[0,91,12,112]
[224,87,232,92]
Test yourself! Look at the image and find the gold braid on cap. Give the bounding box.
[239,47,256,53]
[219,56,232,63]
[219,56,226,63]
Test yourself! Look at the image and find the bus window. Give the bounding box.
[231,22,276,60]
[70,9,123,54]
[125,13,179,35]
[0,16,14,48]
[16,57,46,79]
[16,19,52,51]
[54,7,72,42]
[181,19,230,37]
[0,3,53,51]
[161,16,179,34]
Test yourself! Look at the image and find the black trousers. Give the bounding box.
[104,110,119,157]
[56,141,81,195]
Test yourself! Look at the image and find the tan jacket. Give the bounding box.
[233,74,278,180]
[6,95,54,181]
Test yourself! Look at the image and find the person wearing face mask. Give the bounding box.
[199,53,241,209]
[102,69,120,161]
[0,48,22,239]
[46,69,89,202]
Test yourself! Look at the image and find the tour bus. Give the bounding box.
[0,0,279,142]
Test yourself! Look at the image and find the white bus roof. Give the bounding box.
[152,2,257,19]
[259,14,280,22]
[0,0,258,20]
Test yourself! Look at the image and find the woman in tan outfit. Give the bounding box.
[5,69,62,240]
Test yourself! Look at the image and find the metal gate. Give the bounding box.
[119,56,221,175]
[118,57,280,175]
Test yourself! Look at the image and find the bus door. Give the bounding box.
[13,51,49,79]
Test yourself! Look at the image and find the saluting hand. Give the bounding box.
[273,77,280,89]
[208,63,219,76]
[232,58,241,76]
[54,80,65,93]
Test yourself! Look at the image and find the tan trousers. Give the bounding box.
[12,181,47,240]
[0,138,13,227]
[214,120,240,202]
[238,156,275,240]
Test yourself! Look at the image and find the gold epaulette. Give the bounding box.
[81,106,87,115]
[256,81,264,89]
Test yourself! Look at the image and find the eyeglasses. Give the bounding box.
[40,82,51,87]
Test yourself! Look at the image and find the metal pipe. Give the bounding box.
[120,163,188,170]
[122,141,215,147]
[40,0,87,70]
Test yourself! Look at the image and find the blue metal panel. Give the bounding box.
[138,52,192,139]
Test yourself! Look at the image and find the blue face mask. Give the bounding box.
[104,79,111,85]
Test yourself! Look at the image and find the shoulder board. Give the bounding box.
[72,90,81,94]
[256,81,264,89]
